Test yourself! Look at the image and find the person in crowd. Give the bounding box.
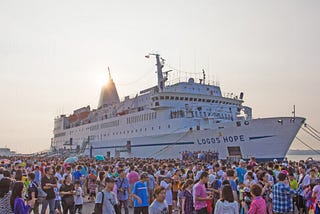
[41,166,57,214]
[0,177,14,214]
[132,172,150,214]
[257,171,272,214]
[180,179,194,214]
[297,165,310,214]
[10,181,33,214]
[97,171,106,192]
[27,172,39,214]
[194,171,212,214]
[242,184,266,214]
[147,168,156,205]
[74,180,83,214]
[116,168,130,214]
[272,172,301,214]
[95,177,117,214]
[54,176,63,214]
[160,175,173,214]
[88,171,98,201]
[214,184,239,214]
[149,186,169,214]
[236,160,247,185]
[312,178,320,214]
[59,174,75,214]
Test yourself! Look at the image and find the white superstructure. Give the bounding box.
[52,54,305,160]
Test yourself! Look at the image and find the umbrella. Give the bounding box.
[64,156,78,164]
[95,155,105,161]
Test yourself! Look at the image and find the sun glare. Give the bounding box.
[95,69,109,88]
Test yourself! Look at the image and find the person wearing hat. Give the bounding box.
[160,175,173,214]
[95,177,117,214]
[132,172,149,214]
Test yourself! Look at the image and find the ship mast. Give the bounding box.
[146,53,165,92]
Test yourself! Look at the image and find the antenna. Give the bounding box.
[202,69,206,84]
[292,105,296,118]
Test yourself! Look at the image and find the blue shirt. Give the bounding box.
[236,167,246,184]
[116,177,130,201]
[73,171,82,181]
[132,181,148,207]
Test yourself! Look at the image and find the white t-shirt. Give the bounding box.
[74,187,83,205]
[298,174,310,196]
[160,180,172,205]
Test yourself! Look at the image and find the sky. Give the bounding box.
[0,0,319,154]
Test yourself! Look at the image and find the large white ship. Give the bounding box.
[52,54,305,160]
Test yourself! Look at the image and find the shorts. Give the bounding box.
[172,191,178,200]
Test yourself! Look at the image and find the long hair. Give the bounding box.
[221,185,234,202]
[10,181,24,210]
[14,169,23,181]
[0,177,11,198]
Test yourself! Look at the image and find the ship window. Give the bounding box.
[140,128,142,132]
[206,99,211,102]
[155,102,159,106]
[113,133,114,135]
[168,124,170,128]
[175,97,179,100]
[145,128,147,131]
[131,130,133,133]
[180,97,184,100]
[135,129,138,132]
[170,96,174,100]
[185,97,188,100]
[165,96,169,99]
[155,97,159,100]
[127,131,129,134]
[160,96,164,100]
[152,127,154,130]
[190,98,193,101]
[159,126,161,129]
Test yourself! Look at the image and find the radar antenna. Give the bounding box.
[145,53,165,92]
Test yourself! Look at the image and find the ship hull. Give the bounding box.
[85,117,305,160]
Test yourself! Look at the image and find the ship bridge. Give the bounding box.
[164,78,222,97]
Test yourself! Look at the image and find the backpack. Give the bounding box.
[92,192,104,214]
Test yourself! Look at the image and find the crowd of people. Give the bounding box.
[0,155,319,214]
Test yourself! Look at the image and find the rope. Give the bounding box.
[304,125,320,139]
[301,127,320,141]
[295,137,320,155]
[305,123,320,134]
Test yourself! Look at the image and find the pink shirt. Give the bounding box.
[248,196,266,214]
[313,185,320,202]
[127,171,139,185]
[194,181,207,210]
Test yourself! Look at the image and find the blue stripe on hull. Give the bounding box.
[249,135,275,140]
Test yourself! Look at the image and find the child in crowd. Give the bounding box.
[54,176,62,214]
[74,180,83,214]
